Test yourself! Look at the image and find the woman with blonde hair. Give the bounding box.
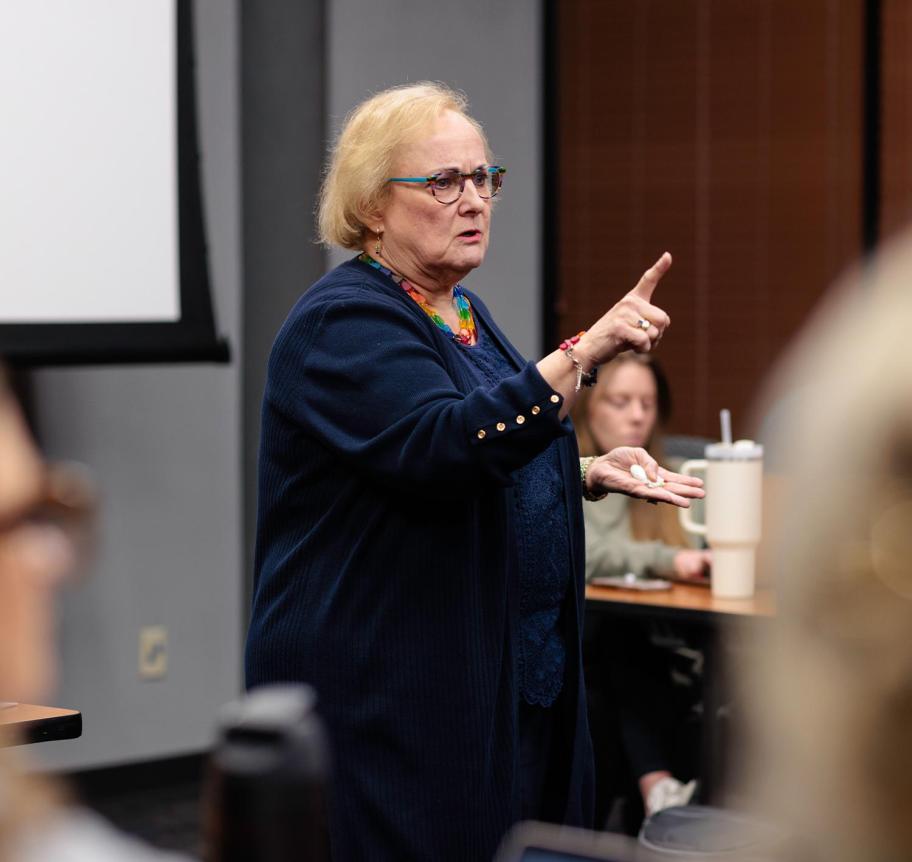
[574,352,711,583]
[574,352,710,824]
[245,81,703,859]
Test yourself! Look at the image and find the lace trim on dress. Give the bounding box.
[459,329,571,707]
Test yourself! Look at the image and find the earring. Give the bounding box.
[374,228,383,257]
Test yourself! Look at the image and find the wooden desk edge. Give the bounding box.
[585,583,776,618]
[0,704,83,747]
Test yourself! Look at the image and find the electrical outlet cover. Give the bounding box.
[139,626,168,680]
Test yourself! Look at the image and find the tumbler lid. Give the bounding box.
[704,439,764,460]
[218,684,318,735]
[215,684,329,778]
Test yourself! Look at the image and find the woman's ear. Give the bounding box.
[357,193,385,234]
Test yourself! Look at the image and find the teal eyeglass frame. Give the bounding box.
[386,165,506,203]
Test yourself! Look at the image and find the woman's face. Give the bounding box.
[587,361,659,453]
[376,110,492,289]
[0,390,72,703]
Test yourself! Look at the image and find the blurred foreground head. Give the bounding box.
[745,230,912,861]
[0,374,92,705]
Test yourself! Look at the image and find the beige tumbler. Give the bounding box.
[678,440,764,598]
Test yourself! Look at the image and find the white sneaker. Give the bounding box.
[645,776,697,816]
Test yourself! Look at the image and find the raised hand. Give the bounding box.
[577,252,673,367]
[585,445,705,508]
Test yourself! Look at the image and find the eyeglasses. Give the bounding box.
[386,165,506,205]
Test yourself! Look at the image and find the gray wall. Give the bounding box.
[30,0,243,772]
[327,0,543,357]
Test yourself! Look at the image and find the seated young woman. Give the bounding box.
[575,352,711,584]
[573,352,710,825]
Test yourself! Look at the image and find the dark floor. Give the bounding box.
[67,752,206,858]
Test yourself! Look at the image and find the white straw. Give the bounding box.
[720,409,732,446]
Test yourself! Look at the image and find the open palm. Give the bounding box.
[586,447,705,508]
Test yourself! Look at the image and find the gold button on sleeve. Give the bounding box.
[477,429,486,439]
[496,422,506,432]
[531,405,541,415]
[516,415,525,425]
[550,394,560,404]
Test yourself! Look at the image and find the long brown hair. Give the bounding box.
[572,352,688,547]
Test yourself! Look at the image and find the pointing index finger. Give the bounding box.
[630,252,672,302]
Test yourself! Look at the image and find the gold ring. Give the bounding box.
[635,318,651,331]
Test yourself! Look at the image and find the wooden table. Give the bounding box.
[585,582,775,622]
[585,583,774,802]
[0,703,82,746]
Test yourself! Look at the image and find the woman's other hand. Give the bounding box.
[577,252,673,367]
[586,446,705,508]
[673,549,713,580]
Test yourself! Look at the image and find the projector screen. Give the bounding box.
[0,0,227,364]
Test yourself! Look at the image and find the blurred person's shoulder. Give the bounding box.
[13,808,192,862]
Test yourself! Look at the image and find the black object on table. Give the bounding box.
[203,684,332,862]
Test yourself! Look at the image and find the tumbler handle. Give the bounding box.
[678,459,708,536]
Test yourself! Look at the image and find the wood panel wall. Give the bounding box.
[881,0,912,238]
[554,0,864,437]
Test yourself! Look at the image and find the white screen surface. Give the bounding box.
[0,1,179,323]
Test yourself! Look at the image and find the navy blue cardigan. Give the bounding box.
[245,258,594,861]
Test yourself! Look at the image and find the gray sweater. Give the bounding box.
[583,494,680,581]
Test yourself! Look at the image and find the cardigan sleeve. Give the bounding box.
[265,288,572,498]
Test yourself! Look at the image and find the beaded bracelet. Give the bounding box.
[580,456,608,501]
[559,331,585,351]
[559,331,598,392]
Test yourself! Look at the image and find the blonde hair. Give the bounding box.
[738,229,912,861]
[573,352,688,547]
[317,82,491,250]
